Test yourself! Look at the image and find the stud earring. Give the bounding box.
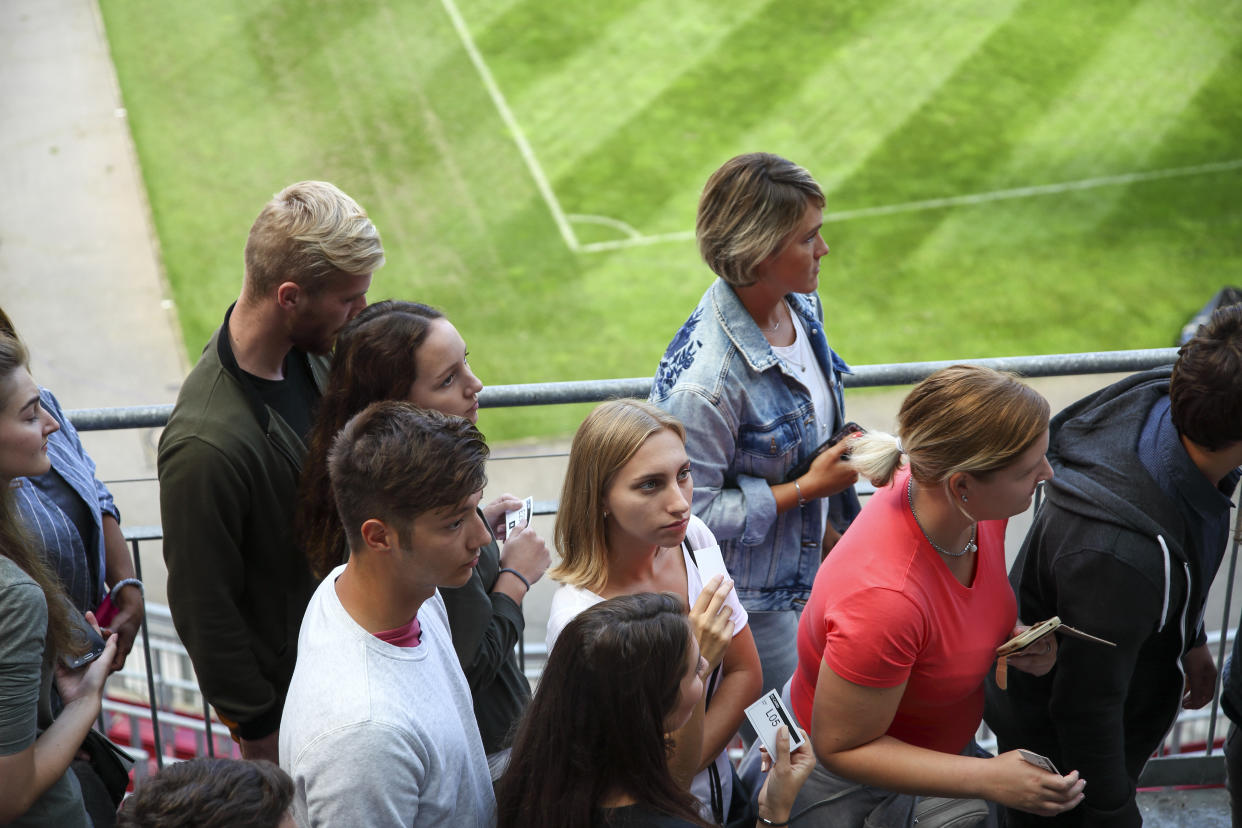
[961,494,968,502]
[603,509,609,519]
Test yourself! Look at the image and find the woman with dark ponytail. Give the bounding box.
[498,593,813,828]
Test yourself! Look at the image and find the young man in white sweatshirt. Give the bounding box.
[280,401,496,827]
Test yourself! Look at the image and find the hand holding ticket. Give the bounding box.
[745,690,807,760]
[503,496,534,540]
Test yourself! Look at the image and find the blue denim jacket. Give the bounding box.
[650,279,861,611]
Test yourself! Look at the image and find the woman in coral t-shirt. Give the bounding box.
[788,366,1085,827]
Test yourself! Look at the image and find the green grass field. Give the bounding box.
[100,0,1242,441]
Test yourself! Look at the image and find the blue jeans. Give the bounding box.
[740,609,801,746]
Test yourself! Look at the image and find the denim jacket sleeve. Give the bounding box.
[661,384,778,546]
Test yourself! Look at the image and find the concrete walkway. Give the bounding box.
[0,0,184,599]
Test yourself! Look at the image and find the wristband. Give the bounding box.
[794,478,808,508]
[110,578,144,602]
[757,817,790,827]
[498,568,531,590]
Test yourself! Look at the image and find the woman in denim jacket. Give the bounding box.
[650,153,861,703]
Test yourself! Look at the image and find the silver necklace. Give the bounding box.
[907,478,976,558]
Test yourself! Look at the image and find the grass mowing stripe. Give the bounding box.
[742,0,1025,197]
[506,0,770,180]
[988,0,1242,182]
[911,0,1240,265]
[542,0,902,239]
[829,0,1141,209]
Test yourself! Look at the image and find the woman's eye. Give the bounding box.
[440,373,455,388]
[677,467,691,480]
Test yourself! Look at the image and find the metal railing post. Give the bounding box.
[1206,509,1242,756]
[130,538,165,768]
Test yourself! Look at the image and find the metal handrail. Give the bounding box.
[67,347,1179,430]
[95,345,1235,788]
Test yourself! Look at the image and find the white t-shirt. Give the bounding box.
[771,306,835,529]
[281,567,495,828]
[544,515,749,817]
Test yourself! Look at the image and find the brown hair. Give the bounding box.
[696,152,825,287]
[296,301,445,577]
[551,400,686,593]
[117,758,293,827]
[328,401,488,552]
[241,181,384,301]
[496,593,709,828]
[1170,303,1242,452]
[850,365,1050,487]
[0,332,76,660]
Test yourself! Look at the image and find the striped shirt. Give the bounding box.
[11,388,119,613]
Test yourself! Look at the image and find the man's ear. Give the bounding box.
[360,518,394,555]
[275,281,302,310]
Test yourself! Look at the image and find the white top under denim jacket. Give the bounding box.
[650,279,861,612]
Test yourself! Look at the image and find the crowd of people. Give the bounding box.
[0,153,1239,828]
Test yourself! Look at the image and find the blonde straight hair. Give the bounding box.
[851,365,1050,487]
[552,400,686,592]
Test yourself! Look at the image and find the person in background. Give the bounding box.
[650,153,860,711]
[281,402,495,827]
[0,307,143,672]
[117,758,295,828]
[0,331,118,826]
[498,592,815,828]
[986,304,1242,827]
[158,181,384,763]
[296,300,550,776]
[546,399,761,823]
[1,306,143,823]
[791,365,1084,826]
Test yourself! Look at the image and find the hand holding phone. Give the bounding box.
[783,422,864,483]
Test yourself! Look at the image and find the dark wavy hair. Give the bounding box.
[117,758,293,827]
[328,401,489,550]
[496,593,709,828]
[1171,302,1242,452]
[296,300,444,577]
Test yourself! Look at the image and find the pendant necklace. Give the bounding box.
[907,478,976,558]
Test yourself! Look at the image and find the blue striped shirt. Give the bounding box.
[11,388,120,613]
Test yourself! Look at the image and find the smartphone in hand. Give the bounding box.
[783,422,864,483]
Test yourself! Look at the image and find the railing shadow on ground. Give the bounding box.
[77,347,1238,791]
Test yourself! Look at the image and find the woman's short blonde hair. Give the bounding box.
[696,153,825,287]
[551,400,686,592]
[850,365,1050,487]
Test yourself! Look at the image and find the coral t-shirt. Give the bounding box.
[790,467,1016,754]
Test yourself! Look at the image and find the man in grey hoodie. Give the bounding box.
[985,304,1242,828]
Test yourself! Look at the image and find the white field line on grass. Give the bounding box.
[576,158,1242,253]
[439,0,582,251]
[437,3,1241,256]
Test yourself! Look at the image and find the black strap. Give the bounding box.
[684,538,728,825]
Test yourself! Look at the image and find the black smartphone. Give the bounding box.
[64,614,107,670]
[783,421,864,483]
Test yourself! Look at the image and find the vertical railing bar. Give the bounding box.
[203,695,215,757]
[1207,507,1242,757]
[130,538,165,768]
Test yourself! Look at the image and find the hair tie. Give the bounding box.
[895,436,904,454]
